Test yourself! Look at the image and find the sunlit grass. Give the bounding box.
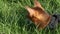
[0,0,60,34]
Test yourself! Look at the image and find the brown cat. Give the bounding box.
[25,0,51,29]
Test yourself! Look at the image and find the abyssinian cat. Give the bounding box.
[25,0,60,29]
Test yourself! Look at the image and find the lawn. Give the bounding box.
[0,0,60,34]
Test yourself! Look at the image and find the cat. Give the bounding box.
[25,0,60,30]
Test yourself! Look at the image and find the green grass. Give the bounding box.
[0,0,60,34]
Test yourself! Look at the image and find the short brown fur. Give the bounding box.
[25,0,51,29]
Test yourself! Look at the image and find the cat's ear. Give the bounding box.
[25,6,35,16]
[34,0,44,10]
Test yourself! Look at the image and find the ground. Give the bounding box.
[0,0,60,34]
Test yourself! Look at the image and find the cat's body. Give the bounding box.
[27,7,51,29]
